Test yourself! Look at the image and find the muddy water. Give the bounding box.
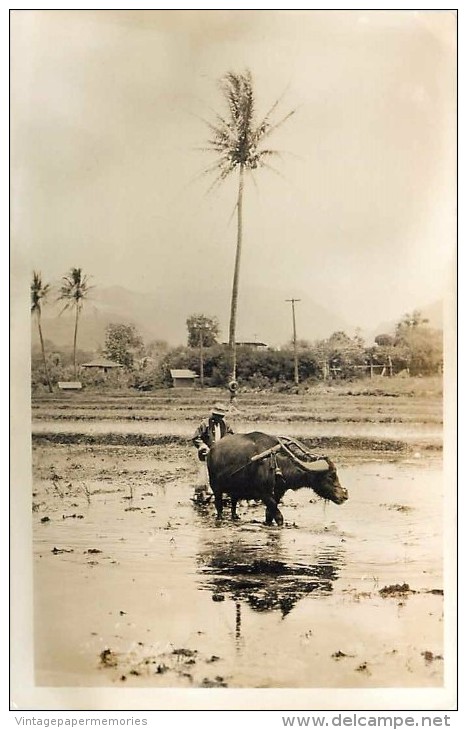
[32,418,443,444]
[33,454,444,688]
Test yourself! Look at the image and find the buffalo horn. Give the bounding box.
[297,458,329,473]
[278,439,331,473]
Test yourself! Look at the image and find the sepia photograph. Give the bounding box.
[10,8,457,711]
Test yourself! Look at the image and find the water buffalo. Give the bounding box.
[206,431,348,526]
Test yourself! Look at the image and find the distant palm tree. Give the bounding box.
[59,268,92,378]
[31,271,53,393]
[204,70,294,381]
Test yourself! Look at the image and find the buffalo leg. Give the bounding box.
[263,495,284,527]
[265,505,274,525]
[274,507,284,527]
[231,498,240,521]
[214,491,223,522]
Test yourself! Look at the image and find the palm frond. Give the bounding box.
[255,83,291,130]
[192,159,230,183]
[258,149,280,159]
[58,301,73,316]
[201,69,293,185]
[58,267,92,308]
[205,166,235,196]
[261,161,288,181]
[260,109,296,141]
[31,271,50,314]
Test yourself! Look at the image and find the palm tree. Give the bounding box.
[204,70,294,381]
[59,268,91,378]
[31,271,53,393]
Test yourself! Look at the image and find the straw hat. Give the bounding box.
[211,402,227,417]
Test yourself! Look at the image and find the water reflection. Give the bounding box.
[197,532,344,619]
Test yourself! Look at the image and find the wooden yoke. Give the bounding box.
[250,443,283,463]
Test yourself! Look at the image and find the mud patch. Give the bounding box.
[97,643,230,688]
[379,583,415,597]
[380,504,414,513]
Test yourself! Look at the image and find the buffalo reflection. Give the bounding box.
[197,534,344,618]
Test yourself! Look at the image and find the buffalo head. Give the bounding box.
[297,457,348,505]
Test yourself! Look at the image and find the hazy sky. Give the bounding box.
[12,9,456,336]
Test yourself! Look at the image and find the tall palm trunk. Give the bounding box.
[73,306,79,379]
[228,164,245,382]
[37,313,53,393]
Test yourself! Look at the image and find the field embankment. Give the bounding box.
[31,376,443,456]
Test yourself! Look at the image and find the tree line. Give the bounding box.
[31,294,443,392]
[155,313,442,390]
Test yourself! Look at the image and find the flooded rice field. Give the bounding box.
[29,384,447,692]
[32,441,444,689]
[32,418,442,445]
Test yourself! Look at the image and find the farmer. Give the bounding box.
[193,402,234,458]
[192,403,234,503]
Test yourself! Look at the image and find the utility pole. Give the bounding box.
[199,330,204,388]
[286,298,301,387]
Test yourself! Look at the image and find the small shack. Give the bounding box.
[237,341,268,350]
[222,341,268,351]
[170,369,199,389]
[81,358,124,374]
